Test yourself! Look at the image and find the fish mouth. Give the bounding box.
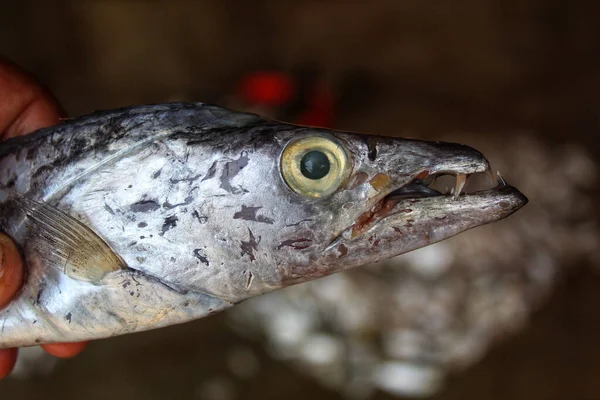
[326,168,528,252]
[351,169,526,238]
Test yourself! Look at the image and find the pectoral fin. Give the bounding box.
[14,196,125,283]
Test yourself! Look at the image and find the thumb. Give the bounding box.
[0,57,63,139]
[0,233,24,309]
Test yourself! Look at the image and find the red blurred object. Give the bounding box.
[236,70,335,129]
[296,84,335,128]
[238,72,296,106]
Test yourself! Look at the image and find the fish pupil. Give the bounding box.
[300,151,330,180]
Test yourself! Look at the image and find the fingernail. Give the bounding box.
[0,233,16,287]
[0,240,5,283]
[0,234,23,310]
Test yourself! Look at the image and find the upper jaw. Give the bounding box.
[357,137,494,207]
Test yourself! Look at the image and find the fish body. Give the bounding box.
[0,102,527,348]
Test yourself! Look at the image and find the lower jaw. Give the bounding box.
[351,183,527,241]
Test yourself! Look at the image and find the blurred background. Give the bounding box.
[1,1,600,399]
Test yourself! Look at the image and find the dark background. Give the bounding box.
[1,1,600,399]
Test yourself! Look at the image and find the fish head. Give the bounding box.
[225,125,528,297]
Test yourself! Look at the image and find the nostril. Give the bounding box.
[367,139,377,161]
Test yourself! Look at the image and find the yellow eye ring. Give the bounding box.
[280,134,351,198]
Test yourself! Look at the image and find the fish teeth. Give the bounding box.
[496,170,507,187]
[454,174,467,200]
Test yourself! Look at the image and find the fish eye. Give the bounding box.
[300,151,330,180]
[281,134,351,198]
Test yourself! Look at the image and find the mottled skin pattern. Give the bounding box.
[0,103,526,347]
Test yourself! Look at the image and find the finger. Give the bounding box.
[0,233,24,309]
[0,57,63,139]
[41,342,89,358]
[0,234,24,379]
[0,348,18,380]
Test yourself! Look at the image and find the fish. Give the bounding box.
[0,102,527,348]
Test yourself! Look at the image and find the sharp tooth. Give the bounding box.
[497,170,507,187]
[454,174,467,200]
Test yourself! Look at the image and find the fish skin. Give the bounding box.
[0,102,527,348]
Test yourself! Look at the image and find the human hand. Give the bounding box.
[0,58,88,379]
